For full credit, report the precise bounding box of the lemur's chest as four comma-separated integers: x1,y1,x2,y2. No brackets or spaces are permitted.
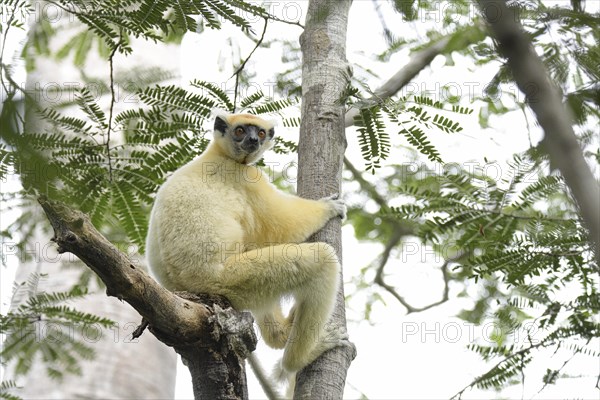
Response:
197,159,271,244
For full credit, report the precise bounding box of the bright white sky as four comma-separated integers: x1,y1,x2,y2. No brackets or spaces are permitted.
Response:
2,1,599,399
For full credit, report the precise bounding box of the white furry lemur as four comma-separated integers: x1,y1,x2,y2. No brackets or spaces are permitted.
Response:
146,111,346,374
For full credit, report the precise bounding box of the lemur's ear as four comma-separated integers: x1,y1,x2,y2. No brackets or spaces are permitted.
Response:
259,115,278,140
212,109,230,136
214,116,228,136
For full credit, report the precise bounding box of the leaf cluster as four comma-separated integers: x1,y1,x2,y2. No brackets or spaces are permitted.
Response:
348,94,472,172
1,274,115,381
17,0,271,62
387,152,598,394
0,380,21,400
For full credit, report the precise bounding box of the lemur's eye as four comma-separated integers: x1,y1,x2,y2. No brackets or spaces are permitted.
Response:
234,127,245,137
258,130,266,139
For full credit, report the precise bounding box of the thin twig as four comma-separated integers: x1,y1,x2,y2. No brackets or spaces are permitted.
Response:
232,17,268,112
265,13,303,29
451,340,553,400
132,318,149,339
532,338,591,398
346,157,454,313
372,228,411,309
105,38,121,183
2,69,26,127
374,242,457,314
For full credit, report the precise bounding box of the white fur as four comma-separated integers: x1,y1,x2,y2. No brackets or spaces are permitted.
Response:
146,113,346,373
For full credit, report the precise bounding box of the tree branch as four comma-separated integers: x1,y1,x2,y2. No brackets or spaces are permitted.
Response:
344,36,451,127
105,39,121,183
38,196,257,399
38,196,211,343
373,228,455,314
346,157,454,313
478,0,600,259
343,157,389,208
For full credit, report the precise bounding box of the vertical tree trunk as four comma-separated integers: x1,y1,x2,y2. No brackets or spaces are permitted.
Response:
295,1,355,398
177,334,251,399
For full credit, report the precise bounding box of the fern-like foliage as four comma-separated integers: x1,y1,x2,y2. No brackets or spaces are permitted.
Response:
247,96,298,115
17,0,270,62
0,143,13,180
386,152,598,396
1,274,115,381
353,106,390,172
347,93,472,172
0,380,21,400
1,78,297,252
273,137,298,155
190,80,235,112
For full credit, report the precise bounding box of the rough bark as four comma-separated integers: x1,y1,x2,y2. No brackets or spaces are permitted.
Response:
478,0,600,257
38,197,257,400
295,1,356,399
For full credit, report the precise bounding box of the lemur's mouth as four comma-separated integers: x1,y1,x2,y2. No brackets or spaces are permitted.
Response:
241,143,259,153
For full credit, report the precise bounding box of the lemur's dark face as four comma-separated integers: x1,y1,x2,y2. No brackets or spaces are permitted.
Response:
214,115,275,164
232,124,268,153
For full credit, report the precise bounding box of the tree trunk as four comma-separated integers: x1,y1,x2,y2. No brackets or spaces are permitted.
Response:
295,0,356,398
177,338,250,399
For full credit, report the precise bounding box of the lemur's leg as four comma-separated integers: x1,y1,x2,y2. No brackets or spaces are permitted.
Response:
220,242,340,372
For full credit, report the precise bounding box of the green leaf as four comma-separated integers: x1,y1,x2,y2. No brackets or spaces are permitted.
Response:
353,106,390,172
191,80,234,112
